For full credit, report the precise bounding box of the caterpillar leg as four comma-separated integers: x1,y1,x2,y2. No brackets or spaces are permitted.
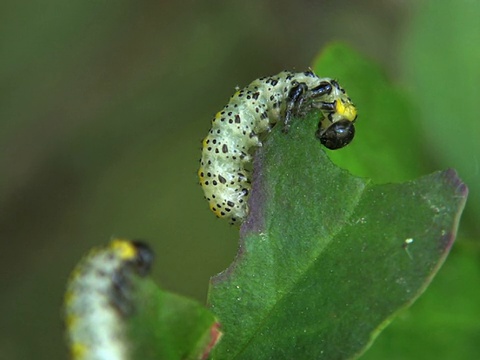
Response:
309,81,333,98
283,82,309,133
309,81,337,113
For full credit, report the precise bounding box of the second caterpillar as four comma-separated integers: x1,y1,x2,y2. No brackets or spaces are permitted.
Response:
198,70,357,224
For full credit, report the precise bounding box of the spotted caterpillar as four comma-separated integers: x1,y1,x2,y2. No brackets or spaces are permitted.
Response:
64,239,154,360
198,70,357,224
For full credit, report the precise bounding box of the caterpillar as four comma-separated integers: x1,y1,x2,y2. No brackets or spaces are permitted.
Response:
198,70,357,224
64,239,154,360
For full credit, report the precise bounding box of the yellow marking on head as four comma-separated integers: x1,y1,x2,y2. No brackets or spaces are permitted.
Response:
335,100,357,121
110,239,137,260
71,342,88,359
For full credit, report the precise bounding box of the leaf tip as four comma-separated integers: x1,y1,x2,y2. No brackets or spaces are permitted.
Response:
443,168,469,198
199,321,223,360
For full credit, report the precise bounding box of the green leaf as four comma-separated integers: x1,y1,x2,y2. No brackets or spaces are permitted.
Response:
207,111,467,359
312,43,424,183
128,279,221,360
362,242,480,360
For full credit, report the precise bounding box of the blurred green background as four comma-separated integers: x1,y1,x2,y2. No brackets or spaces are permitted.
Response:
0,1,478,359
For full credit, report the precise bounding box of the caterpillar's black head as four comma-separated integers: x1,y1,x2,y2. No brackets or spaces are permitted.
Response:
130,240,155,276
317,119,355,150
312,79,357,150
